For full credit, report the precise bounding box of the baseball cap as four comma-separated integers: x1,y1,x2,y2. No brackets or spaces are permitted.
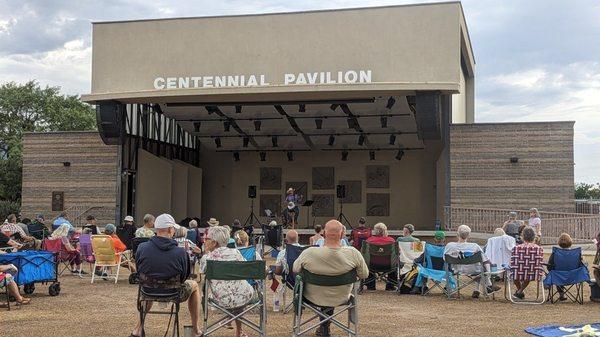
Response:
154,214,180,230
104,223,116,234
434,230,445,241
124,215,134,222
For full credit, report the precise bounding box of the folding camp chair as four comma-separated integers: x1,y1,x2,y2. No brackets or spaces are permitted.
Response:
202,260,267,337
416,244,455,296
137,273,182,337
544,247,590,305
360,241,400,292
444,251,491,300
293,269,359,337
129,237,150,284
504,244,545,304
398,241,425,276
78,234,95,277
281,245,310,314
90,235,129,284
42,238,78,276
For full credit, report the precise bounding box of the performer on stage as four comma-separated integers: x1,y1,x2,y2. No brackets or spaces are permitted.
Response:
283,187,302,227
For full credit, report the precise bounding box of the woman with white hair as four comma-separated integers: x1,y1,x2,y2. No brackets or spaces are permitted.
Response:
199,226,254,337
49,223,84,274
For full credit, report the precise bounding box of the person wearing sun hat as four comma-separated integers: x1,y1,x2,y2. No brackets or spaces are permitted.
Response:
206,218,220,227
131,213,202,337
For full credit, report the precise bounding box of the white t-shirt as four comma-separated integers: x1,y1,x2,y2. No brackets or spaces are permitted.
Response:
529,217,542,236
485,235,516,268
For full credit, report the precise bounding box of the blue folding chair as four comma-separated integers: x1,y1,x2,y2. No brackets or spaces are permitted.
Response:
544,247,590,305
238,246,259,286
281,244,311,314
416,244,455,296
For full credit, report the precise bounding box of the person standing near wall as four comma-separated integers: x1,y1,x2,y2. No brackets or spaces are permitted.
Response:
528,208,542,238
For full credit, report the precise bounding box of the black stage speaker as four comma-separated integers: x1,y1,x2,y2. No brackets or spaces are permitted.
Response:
415,91,441,140
336,185,346,199
96,101,123,145
248,185,257,199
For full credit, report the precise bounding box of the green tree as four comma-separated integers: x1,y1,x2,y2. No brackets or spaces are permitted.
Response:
0,80,96,203
575,183,600,200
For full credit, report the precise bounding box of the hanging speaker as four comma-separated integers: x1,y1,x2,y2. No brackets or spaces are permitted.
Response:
96,101,124,145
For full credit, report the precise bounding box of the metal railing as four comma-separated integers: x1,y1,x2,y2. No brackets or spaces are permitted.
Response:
575,199,600,214
50,205,109,227
444,206,600,243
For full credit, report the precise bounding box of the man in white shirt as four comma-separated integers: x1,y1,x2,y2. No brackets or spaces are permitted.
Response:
444,225,500,298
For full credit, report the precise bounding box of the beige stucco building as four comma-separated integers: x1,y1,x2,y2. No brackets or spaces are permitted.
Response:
20,2,575,229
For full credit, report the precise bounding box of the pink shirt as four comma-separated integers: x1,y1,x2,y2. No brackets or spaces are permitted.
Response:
529,217,542,236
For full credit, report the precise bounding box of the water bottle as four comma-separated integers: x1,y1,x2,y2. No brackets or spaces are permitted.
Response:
434,220,441,231
273,288,281,312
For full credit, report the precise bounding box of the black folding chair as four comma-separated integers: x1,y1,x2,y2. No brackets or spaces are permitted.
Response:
137,274,183,337
281,245,311,314
444,251,490,299
360,241,400,292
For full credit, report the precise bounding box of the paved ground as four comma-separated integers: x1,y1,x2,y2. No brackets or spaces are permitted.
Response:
2,265,597,337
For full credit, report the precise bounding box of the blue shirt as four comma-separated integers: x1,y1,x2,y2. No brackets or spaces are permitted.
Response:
315,238,349,247
52,217,73,231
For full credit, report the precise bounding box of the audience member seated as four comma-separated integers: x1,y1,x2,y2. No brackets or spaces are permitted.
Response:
104,224,136,273
502,211,522,242
200,226,254,337
234,230,261,261
0,231,22,252
83,215,99,235
27,214,50,240
174,227,202,256
350,217,372,250
117,215,136,250
593,232,600,289
50,224,86,274
1,214,40,249
397,224,420,243
444,225,500,298
309,225,323,246
547,232,584,301
414,230,446,266
364,222,396,291
275,230,300,275
315,225,349,247
186,219,204,248
0,264,31,307
131,214,201,337
485,228,516,270
52,211,72,231
293,220,368,337
510,226,544,299
135,214,155,238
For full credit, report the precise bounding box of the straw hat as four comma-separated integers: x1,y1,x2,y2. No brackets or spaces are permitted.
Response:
287,188,294,194
207,218,220,226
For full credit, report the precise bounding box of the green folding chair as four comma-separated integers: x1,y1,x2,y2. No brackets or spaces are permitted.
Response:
202,260,267,337
293,269,359,337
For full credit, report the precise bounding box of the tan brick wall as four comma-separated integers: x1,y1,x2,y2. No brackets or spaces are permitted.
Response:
20,132,118,225
450,122,575,212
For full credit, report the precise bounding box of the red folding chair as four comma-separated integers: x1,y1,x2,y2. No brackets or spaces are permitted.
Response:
42,238,79,276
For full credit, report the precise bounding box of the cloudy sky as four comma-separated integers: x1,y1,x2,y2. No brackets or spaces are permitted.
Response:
1,0,599,182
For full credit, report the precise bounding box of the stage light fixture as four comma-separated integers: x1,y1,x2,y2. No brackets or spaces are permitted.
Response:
369,151,376,161
223,121,231,132
389,134,396,145
358,134,365,146
341,150,349,161
315,118,323,130
330,104,338,111
233,152,240,161
287,151,294,161
235,105,242,114
328,135,335,146
243,137,250,148
214,137,222,148
347,118,358,129
299,104,306,112
395,149,405,161
380,116,388,128
386,97,396,110
193,122,201,132
205,106,215,115
259,151,266,162
271,136,278,147
254,120,262,131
